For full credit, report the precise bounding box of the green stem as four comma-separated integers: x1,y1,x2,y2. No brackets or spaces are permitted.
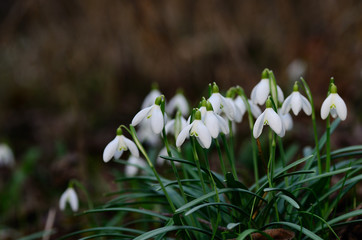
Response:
69,179,94,210
214,139,226,178
326,116,331,172
300,77,322,173
221,134,238,180
277,137,289,187
128,125,176,212
267,133,280,222
191,137,207,194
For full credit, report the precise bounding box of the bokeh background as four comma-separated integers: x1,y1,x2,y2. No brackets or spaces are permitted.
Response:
0,0,361,239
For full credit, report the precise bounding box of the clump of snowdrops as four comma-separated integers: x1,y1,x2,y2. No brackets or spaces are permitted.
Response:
60,69,361,240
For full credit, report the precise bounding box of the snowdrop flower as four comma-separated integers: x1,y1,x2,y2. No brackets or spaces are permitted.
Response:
125,156,147,177
253,98,284,138
141,85,161,109
281,82,312,116
233,96,246,123
103,127,139,163
165,111,188,137
278,109,293,131
166,90,189,117
204,101,229,138
321,83,347,120
136,119,161,147
208,83,235,120
59,187,79,212
176,110,212,149
132,95,165,134
0,144,15,167
248,99,262,119
251,70,284,105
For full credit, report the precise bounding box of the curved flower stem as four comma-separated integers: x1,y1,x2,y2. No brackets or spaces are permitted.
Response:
128,125,176,212
221,134,238,180
300,77,322,174
277,137,289,187
162,128,188,204
325,116,331,172
267,132,280,222
214,139,226,178
191,137,207,194
238,87,259,189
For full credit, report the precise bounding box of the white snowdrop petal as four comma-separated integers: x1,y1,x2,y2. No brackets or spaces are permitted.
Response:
281,112,293,131
330,109,338,118
59,191,68,210
123,136,139,157
255,79,270,105
165,120,175,134
142,90,161,109
249,100,262,118
291,92,302,116
205,112,220,138
301,95,312,115
114,149,123,159
320,94,333,120
281,95,292,115
103,136,119,162
216,115,229,134
222,98,235,120
253,112,265,138
277,85,285,103
151,106,164,134
266,109,283,135
67,188,79,212
335,94,347,120
208,94,221,113
131,106,153,126
233,96,246,122
196,123,212,148
176,124,193,147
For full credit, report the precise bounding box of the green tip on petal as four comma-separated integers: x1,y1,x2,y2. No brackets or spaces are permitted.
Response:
194,110,202,120
200,97,207,107
155,95,163,105
261,69,269,79
176,88,184,95
206,101,213,111
330,77,335,85
116,127,123,136
226,87,235,98
212,82,219,93
293,82,299,91
151,82,159,90
330,83,337,94
266,97,272,108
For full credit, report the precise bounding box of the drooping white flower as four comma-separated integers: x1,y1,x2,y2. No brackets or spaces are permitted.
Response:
250,70,284,105
132,96,165,134
59,187,79,212
141,87,161,109
103,128,139,163
248,99,262,119
204,101,229,138
281,82,312,116
0,144,14,167
278,109,293,131
320,84,347,120
166,91,189,117
125,156,147,177
176,110,212,149
165,112,188,137
233,96,246,123
253,98,284,138
208,83,235,120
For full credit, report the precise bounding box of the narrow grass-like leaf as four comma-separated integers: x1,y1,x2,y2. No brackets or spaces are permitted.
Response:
133,225,221,240
279,194,300,209
18,230,55,240
175,188,266,213
82,207,169,221
57,227,144,240
185,202,249,217
299,211,340,239
79,233,134,240
327,209,362,226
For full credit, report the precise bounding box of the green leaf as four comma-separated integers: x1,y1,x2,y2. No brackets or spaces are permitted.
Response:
185,202,249,217
236,229,274,240
57,227,144,240
279,194,300,209
133,225,221,240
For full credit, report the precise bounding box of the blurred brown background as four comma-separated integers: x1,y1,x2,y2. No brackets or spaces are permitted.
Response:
0,0,361,238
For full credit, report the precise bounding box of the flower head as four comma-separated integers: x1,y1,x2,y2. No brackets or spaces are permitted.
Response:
233,96,246,123
253,98,284,138
132,96,165,134
281,82,312,116
278,109,293,131
125,156,147,177
204,101,229,138
59,187,79,212
320,83,347,120
0,144,14,167
141,85,161,109
176,110,212,149
251,70,284,105
208,83,235,120
166,90,189,117
103,127,139,162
